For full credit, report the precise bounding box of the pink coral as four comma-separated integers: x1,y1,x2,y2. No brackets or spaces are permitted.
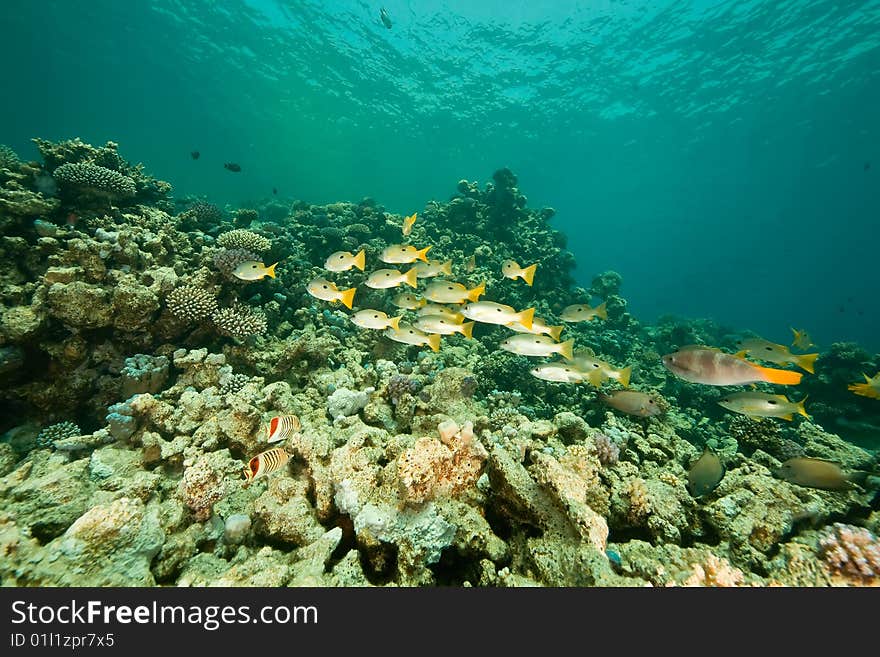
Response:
677,554,746,587
818,523,880,584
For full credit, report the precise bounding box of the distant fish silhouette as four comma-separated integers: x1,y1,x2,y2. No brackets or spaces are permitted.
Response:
380,7,392,29
865,161,871,171
224,162,242,172
191,151,200,160
273,187,277,195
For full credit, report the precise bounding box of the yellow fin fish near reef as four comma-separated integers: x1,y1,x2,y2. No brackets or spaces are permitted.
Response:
324,249,365,272
350,309,401,331
734,337,818,374
848,372,880,399
424,280,485,304
501,259,537,286
306,277,357,309
560,302,607,322
499,334,573,359
506,316,563,340
717,391,809,421
414,315,474,338
412,259,453,279
530,362,601,385
383,325,442,352
391,292,426,310
380,244,432,264
365,268,419,289
402,212,417,235
790,327,815,351
461,301,535,330
232,261,277,281
662,346,802,386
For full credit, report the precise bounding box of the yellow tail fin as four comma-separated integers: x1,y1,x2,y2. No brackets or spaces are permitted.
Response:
797,395,810,419
339,287,356,310
795,352,819,374
416,245,432,263
389,315,401,331
404,268,418,288
441,260,452,276
586,369,604,387
548,324,563,341
467,281,486,302
594,302,607,321
517,307,535,331
427,333,441,352
756,365,802,385
403,212,417,235
265,262,278,278
353,250,366,272
521,263,537,286
558,339,574,361
460,321,475,339
617,365,632,388
848,382,880,398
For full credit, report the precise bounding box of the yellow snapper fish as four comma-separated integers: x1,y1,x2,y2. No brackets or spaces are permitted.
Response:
417,304,464,322
734,337,818,374
790,327,815,351
506,317,564,341
530,362,601,385
402,212,417,236
848,372,880,400
501,259,537,286
379,243,432,264
424,280,485,304
384,324,442,352
350,309,401,331
461,301,535,331
597,390,662,418
364,268,418,289
307,277,356,309
233,261,278,281
717,391,810,421
499,334,574,360
465,253,476,272
324,249,365,272
569,349,632,387
560,302,607,323
412,259,453,279
390,292,426,310
414,315,475,339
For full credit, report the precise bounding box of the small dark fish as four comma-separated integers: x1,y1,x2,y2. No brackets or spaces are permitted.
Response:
191,151,200,160
687,449,725,498
776,457,851,490
865,161,871,171
273,187,277,195
380,7,392,29
224,162,242,172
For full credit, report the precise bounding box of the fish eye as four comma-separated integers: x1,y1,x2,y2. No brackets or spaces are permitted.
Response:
764,346,773,351
322,285,328,289
373,314,379,318
648,398,655,404
338,255,344,259
768,399,777,405
251,264,257,268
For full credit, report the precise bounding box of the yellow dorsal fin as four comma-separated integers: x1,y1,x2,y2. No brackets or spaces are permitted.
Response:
467,281,485,302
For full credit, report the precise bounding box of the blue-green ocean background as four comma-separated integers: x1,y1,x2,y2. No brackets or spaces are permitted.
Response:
3,0,878,349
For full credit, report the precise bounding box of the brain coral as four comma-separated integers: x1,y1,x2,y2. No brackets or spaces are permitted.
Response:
216,229,271,253
166,285,219,322
53,162,136,198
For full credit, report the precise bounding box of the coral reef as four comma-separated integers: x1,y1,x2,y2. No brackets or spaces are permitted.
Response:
0,140,878,588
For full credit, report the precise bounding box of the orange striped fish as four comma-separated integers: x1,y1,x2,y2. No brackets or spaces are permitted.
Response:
265,414,301,444
662,346,802,386
243,447,290,483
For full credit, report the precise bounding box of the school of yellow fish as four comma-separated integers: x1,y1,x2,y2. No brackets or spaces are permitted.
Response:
235,213,877,496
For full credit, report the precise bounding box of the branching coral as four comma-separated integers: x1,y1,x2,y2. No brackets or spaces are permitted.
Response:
166,285,219,322
211,302,268,340
0,144,20,170
625,477,651,523
216,229,271,253
213,248,260,280
54,163,136,198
